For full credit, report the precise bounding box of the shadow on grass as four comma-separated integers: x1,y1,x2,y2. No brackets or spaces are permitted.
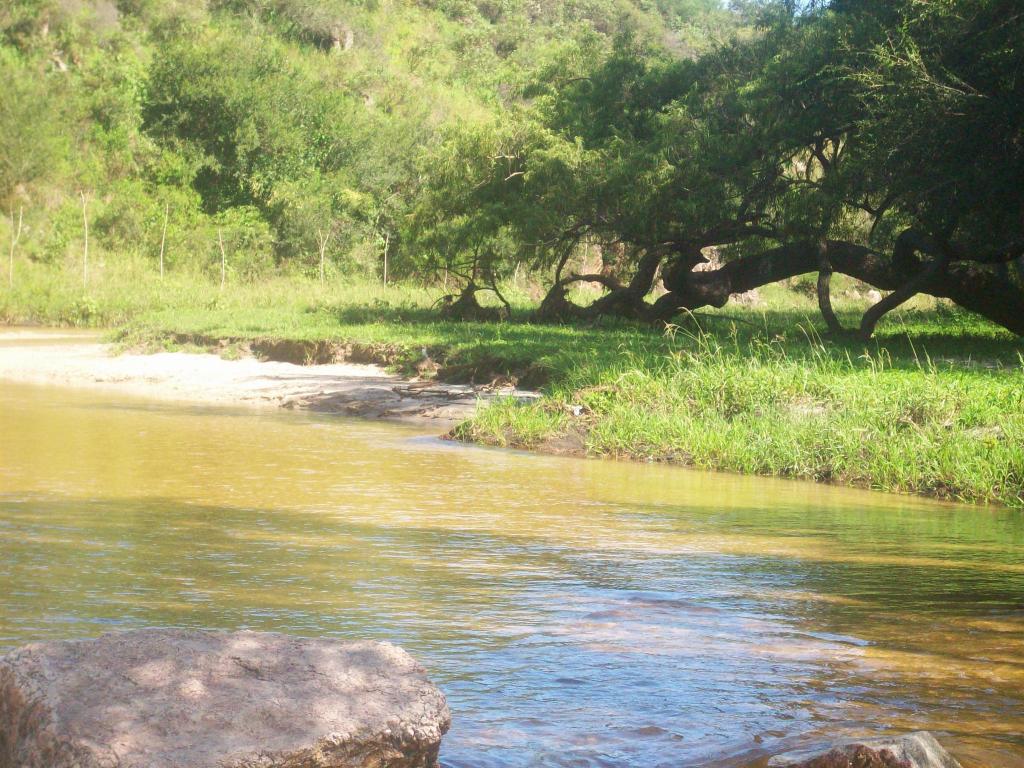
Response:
133,298,1024,387
348,303,1024,384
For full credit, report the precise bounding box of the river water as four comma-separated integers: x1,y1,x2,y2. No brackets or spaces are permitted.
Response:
1,361,1023,767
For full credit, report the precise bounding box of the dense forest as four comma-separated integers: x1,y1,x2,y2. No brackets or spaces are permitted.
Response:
0,0,731,279
2,0,1022,336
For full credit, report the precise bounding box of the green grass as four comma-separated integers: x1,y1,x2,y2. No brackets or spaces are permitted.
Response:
463,324,1023,507
4,263,1023,507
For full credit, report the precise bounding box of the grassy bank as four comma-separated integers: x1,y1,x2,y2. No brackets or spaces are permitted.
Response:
3,264,1023,507
462,324,1023,507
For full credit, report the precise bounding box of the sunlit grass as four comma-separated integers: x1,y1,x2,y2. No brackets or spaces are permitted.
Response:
462,324,1024,507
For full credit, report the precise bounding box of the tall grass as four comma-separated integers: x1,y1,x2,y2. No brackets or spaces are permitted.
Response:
0,258,441,328
461,323,1024,507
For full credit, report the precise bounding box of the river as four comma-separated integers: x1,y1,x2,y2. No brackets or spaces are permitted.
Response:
1,354,1022,767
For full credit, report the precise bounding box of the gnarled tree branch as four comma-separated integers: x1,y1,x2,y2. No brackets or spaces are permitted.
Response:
655,237,1024,336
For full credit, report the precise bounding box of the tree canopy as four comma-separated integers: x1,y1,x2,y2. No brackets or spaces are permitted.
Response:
413,0,1024,335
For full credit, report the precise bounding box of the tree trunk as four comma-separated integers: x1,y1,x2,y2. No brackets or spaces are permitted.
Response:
816,238,845,335
858,247,951,339
8,206,22,289
536,250,662,321
159,203,168,280
653,239,1024,336
218,229,227,291
81,192,89,287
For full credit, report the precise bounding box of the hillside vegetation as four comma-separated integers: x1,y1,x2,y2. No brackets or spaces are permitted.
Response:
0,0,729,286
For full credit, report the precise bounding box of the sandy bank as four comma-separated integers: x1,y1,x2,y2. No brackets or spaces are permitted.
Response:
0,330,536,428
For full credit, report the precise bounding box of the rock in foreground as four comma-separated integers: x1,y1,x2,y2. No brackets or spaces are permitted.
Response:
768,731,962,768
0,629,450,768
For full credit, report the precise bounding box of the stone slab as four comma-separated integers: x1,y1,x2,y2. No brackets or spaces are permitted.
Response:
0,629,450,768
768,731,962,768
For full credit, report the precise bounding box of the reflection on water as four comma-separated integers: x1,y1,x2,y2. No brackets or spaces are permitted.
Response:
1,379,1022,768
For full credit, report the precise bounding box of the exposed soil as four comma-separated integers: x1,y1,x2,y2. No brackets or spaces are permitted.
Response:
137,332,553,389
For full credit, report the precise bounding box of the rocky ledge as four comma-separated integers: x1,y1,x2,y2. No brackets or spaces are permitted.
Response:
768,731,962,768
0,629,450,768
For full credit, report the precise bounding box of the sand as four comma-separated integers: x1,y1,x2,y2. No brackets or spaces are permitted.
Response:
0,329,535,427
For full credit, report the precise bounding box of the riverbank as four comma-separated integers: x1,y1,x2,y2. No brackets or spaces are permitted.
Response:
3,270,1023,507
9,313,1022,508
0,330,536,428
119,312,1024,509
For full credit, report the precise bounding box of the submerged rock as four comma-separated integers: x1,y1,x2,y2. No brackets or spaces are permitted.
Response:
0,628,450,768
768,731,962,768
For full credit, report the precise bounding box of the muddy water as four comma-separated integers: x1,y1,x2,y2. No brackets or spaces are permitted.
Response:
1,368,1023,766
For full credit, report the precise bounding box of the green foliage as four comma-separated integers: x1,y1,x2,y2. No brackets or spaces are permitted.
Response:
1,0,730,283
5,0,1018,318
212,206,276,281
830,0,1024,249
420,0,1022,330
0,48,68,203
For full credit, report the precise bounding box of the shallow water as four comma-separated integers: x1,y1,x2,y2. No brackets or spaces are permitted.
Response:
1,360,1023,766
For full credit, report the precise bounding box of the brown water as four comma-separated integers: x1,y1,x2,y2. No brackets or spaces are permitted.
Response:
1,370,1023,767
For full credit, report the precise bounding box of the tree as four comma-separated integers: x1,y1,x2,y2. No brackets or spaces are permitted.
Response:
657,0,1024,336
437,0,1024,336
0,50,67,204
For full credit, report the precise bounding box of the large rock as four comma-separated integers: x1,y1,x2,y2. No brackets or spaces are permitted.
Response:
0,629,450,768
768,731,962,768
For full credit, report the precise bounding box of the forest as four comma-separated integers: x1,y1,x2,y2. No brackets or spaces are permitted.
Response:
1,0,729,290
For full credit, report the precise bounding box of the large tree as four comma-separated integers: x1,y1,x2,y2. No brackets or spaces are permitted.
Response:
421,0,1024,335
